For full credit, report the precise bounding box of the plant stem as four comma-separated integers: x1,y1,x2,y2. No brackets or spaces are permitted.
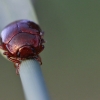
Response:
19,59,50,100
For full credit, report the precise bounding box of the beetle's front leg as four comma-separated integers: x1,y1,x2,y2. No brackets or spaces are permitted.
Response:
3,51,21,74
14,63,20,75
34,55,42,65
8,57,21,74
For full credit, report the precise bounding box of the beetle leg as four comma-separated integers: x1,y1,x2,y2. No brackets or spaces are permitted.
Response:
0,45,3,49
34,55,42,65
9,57,21,75
3,51,20,63
3,51,20,74
3,52,9,55
8,57,20,63
3,51,12,57
14,63,20,75
6,56,21,74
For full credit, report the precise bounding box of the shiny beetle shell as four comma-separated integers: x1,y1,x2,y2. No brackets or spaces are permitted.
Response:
0,19,45,74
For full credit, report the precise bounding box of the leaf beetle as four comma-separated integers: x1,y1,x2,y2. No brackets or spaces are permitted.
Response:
0,19,45,74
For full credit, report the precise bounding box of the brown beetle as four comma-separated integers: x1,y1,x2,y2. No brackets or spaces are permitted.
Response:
0,19,45,74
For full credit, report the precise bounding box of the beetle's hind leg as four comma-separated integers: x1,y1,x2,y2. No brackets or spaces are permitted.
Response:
0,45,3,49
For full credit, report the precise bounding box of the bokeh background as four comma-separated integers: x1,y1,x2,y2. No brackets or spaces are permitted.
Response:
0,0,100,100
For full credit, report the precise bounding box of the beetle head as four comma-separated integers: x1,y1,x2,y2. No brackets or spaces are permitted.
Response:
17,45,35,58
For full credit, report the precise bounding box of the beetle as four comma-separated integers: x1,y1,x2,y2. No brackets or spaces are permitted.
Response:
0,19,45,74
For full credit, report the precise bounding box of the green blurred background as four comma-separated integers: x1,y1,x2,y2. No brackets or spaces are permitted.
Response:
0,0,100,100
